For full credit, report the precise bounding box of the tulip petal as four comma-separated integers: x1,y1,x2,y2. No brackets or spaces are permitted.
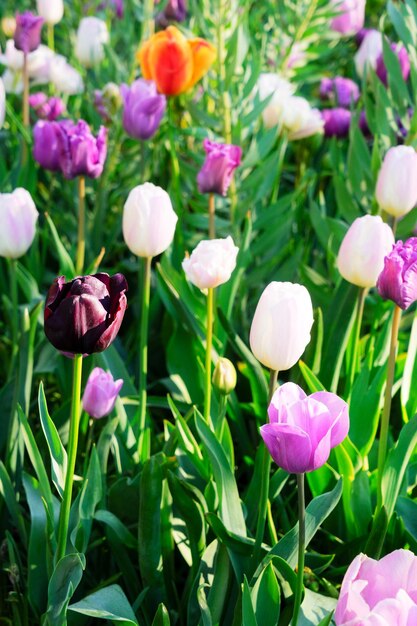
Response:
310,391,350,447
268,382,307,423
148,26,193,96
187,38,216,89
260,422,313,473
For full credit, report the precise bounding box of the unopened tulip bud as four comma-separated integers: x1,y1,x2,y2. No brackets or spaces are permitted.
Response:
0,189,39,259
377,238,417,310
14,12,44,54
36,0,64,25
250,282,314,372
82,367,123,418
212,358,237,395
337,215,395,288
197,139,242,196
182,237,239,290
375,146,417,217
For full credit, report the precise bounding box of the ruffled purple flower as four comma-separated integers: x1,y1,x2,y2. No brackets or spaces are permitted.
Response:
197,139,242,196
376,43,410,86
56,120,108,179
319,77,360,108
33,120,62,171
29,92,65,121
322,108,351,138
120,79,166,140
14,12,44,54
156,0,187,27
377,238,417,310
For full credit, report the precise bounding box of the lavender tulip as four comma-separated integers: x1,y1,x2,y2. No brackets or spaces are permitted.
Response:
156,0,187,27
121,79,166,140
377,238,417,310
33,120,62,171
330,0,365,36
29,92,65,121
14,12,43,54
56,120,108,179
197,139,242,196
322,108,351,137
319,77,360,108
260,382,349,474
82,367,123,418
376,43,410,86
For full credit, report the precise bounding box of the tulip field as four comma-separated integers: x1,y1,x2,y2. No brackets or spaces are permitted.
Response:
4,0,417,624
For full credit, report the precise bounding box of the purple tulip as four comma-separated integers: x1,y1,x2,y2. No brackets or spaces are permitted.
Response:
120,79,166,140
29,92,66,121
82,367,123,418
33,120,62,171
44,273,128,356
56,120,108,179
156,0,187,27
376,43,410,86
319,77,360,108
322,108,351,138
197,139,242,196
14,12,44,54
260,382,349,474
377,238,417,310
359,110,372,137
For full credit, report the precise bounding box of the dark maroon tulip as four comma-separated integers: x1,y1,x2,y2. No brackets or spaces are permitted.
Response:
322,108,351,138
14,12,44,54
44,273,128,355
377,239,417,310
319,77,360,108
29,92,66,121
197,139,242,196
376,43,410,86
157,0,186,27
56,120,108,180
33,120,62,171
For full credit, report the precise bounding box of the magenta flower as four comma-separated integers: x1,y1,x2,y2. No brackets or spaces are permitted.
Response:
260,382,349,474
377,238,417,310
376,43,410,86
156,0,187,27
121,79,166,140
322,108,351,138
197,139,242,196
56,120,108,179
319,77,360,108
33,120,62,171
14,12,44,54
330,0,365,35
335,550,417,625
82,367,123,418
29,92,65,121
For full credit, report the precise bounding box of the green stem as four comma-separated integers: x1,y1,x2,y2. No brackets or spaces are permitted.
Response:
47,23,55,51
168,100,181,212
138,256,152,461
281,0,318,71
208,193,215,239
56,354,83,564
377,305,402,510
75,176,86,276
8,259,18,380
204,288,214,425
142,0,154,43
292,473,306,626
22,53,29,128
346,287,367,400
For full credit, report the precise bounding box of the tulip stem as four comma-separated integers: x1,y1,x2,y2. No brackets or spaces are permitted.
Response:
56,353,83,564
208,193,215,239
292,473,306,626
168,100,181,211
22,53,29,128
47,23,55,51
8,259,19,380
142,0,154,42
138,256,152,461
76,176,86,276
346,287,367,400
377,304,402,511
204,287,214,425
253,369,278,563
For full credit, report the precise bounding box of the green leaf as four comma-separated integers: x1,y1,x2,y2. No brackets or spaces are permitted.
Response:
95,509,137,549
299,590,336,626
151,603,170,626
45,553,86,626
73,446,103,553
68,584,138,625
44,212,76,278
251,563,280,626
138,455,163,587
38,382,67,499
242,577,258,626
0,461,27,547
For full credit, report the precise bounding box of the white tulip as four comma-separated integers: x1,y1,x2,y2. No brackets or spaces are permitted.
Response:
355,30,383,78
49,55,84,94
281,96,324,140
376,146,417,217
75,17,109,68
257,73,295,129
0,189,39,259
37,0,64,25
182,237,239,290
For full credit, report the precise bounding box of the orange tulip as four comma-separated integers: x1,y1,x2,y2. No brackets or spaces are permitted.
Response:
137,26,216,96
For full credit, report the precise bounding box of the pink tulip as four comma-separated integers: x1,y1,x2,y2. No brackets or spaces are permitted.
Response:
331,0,365,36
335,549,417,625
260,382,349,474
82,367,123,419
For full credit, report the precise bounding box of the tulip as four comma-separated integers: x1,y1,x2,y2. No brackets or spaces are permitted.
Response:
14,12,44,54
359,109,371,137
0,78,5,128
354,29,383,77
49,55,84,94
120,79,166,140
281,96,324,140
75,17,109,68
0,189,39,259
212,357,237,396
335,550,417,625
337,215,395,288
94,82,122,124
29,92,65,121
377,238,417,310
376,43,410,86
321,108,351,138
123,182,178,258
319,77,360,108
33,120,62,171
82,367,123,419
56,120,108,180
36,0,64,25
156,0,187,27
330,0,365,36
260,382,349,473
138,25,216,96
182,236,239,290
375,146,417,217
2,17,16,38
257,73,295,129
197,139,242,196
44,273,128,356
250,282,314,372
